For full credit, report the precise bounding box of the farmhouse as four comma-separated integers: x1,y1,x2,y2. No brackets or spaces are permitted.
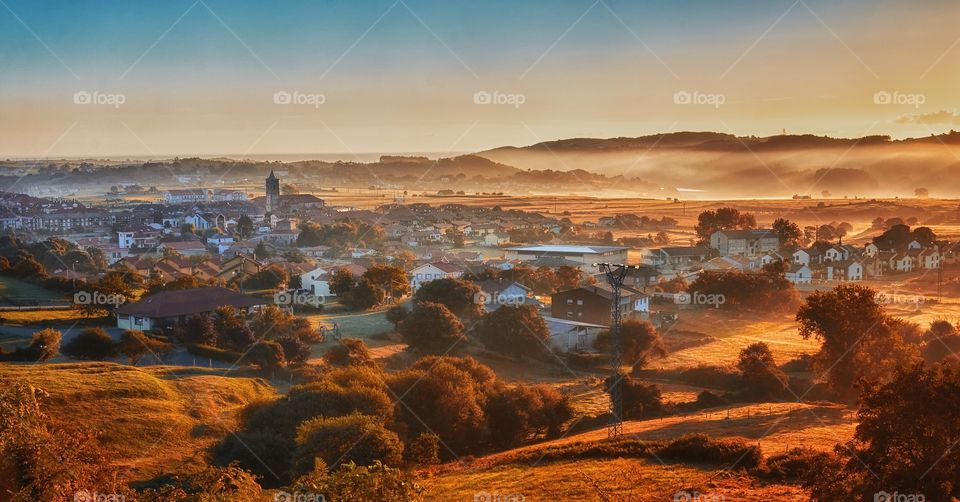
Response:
115,286,264,331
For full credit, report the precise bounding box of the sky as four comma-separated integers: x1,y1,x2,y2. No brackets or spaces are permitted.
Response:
0,0,958,158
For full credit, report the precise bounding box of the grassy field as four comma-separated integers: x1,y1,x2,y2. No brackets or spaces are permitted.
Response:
0,307,101,324
0,276,67,301
653,309,821,370
419,457,807,501
0,362,276,477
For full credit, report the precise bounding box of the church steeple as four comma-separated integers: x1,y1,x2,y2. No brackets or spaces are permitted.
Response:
265,170,280,214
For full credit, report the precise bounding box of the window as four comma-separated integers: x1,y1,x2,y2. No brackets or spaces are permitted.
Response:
134,317,144,326
566,299,573,304
576,299,583,305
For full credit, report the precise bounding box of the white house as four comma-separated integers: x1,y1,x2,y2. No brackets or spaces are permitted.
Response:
183,213,212,231
864,243,879,257
483,232,509,247
301,264,368,297
792,249,810,266
826,261,863,281
889,253,914,272
709,229,780,258
907,240,923,250
409,262,464,291
916,248,940,269
786,264,812,284
475,280,530,311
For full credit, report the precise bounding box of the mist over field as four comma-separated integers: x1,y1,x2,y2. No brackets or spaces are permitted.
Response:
476,132,960,199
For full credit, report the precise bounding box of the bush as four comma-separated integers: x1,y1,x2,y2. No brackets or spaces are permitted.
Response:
0,328,61,362
117,330,172,364
291,461,423,502
608,375,667,419
736,342,789,400
486,384,574,447
323,338,374,367
293,414,404,475
278,335,312,366
413,278,482,318
62,328,117,360
406,433,440,465
385,305,407,330
248,340,286,370
655,434,762,469
476,305,551,360
752,447,831,483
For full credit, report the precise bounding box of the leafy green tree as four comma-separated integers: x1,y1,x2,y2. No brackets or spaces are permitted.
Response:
62,328,117,360
293,414,403,475
413,277,482,318
476,305,551,359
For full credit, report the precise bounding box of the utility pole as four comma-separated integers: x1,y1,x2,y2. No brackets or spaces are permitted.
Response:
595,262,638,439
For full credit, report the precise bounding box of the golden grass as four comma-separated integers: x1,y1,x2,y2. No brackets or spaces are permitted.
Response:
0,362,276,477
0,308,99,324
654,310,821,370
418,458,807,501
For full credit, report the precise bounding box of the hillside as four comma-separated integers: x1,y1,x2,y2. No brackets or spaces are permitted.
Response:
0,363,275,478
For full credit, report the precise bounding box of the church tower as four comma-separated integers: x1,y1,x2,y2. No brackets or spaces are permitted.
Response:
265,170,280,213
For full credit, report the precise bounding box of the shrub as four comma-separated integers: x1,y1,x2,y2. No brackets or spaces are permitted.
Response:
413,278,482,318
476,305,551,359
594,320,667,371
406,433,440,465
117,330,172,364
752,447,831,483
1,328,61,362
323,338,374,367
655,434,762,469
291,461,423,502
736,342,789,400
293,414,404,475
62,328,117,360
248,340,286,370
385,305,407,330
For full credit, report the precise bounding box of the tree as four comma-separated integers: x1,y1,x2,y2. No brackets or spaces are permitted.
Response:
772,218,803,246
406,433,440,465
555,265,582,290
736,342,788,400
914,187,929,198
694,207,756,243
215,306,257,350
806,363,960,501
413,278,482,318
796,285,919,399
476,305,551,359
62,328,117,360
385,305,407,330
485,384,573,446
278,335,312,366
604,374,666,419
594,320,667,371
254,241,270,260
180,313,218,346
236,215,254,240
323,338,374,367
344,278,386,310
362,265,410,299
117,330,172,364
329,269,356,297
248,340,285,370
398,302,465,353
293,414,403,475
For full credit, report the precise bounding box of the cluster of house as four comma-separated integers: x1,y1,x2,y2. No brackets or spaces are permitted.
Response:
646,229,953,285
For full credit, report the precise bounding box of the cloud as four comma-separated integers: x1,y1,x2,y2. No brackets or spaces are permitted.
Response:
894,109,960,125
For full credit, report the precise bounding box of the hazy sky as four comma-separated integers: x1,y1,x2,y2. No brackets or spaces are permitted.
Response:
1,0,958,157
